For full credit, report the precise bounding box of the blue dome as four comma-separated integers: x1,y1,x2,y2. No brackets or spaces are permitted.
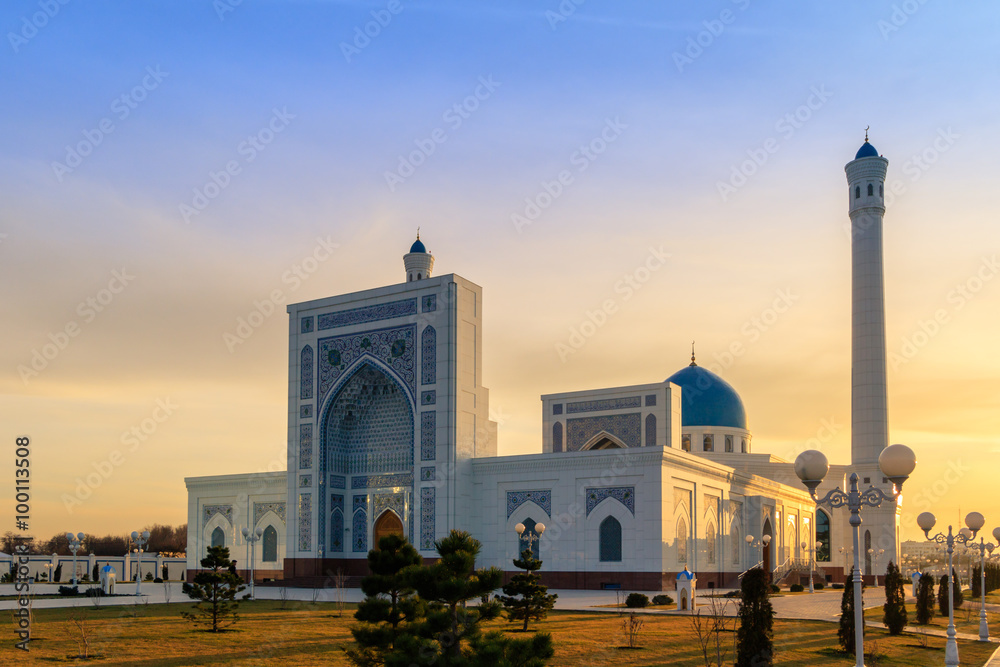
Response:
855,142,879,159
666,364,747,429
409,238,426,253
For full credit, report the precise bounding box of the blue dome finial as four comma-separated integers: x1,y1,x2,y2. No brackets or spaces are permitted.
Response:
855,127,879,159
690,341,697,367
409,230,426,254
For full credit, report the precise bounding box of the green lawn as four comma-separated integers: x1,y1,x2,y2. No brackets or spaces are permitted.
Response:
1,601,997,666
865,600,1000,636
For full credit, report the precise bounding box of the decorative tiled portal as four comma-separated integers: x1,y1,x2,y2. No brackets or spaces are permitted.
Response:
506,490,552,519
585,487,635,516
566,413,641,450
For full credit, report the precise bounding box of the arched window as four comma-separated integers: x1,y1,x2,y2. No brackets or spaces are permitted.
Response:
703,434,714,452
879,184,884,197
211,527,225,548
645,414,656,447
730,519,741,565
417,273,421,280
330,510,344,553
706,522,716,563
519,518,541,560
855,186,861,199
725,435,733,453
262,525,278,562
677,517,688,563
815,510,830,562
868,183,874,196
741,438,747,453
599,516,622,562
552,422,563,452
682,434,691,452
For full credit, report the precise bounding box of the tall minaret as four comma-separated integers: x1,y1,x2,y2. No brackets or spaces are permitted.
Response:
403,232,434,282
845,133,889,466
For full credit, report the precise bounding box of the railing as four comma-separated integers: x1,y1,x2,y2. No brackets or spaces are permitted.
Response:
738,561,763,580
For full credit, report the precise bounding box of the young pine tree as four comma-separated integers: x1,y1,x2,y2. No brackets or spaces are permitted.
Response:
838,567,864,654
181,545,246,632
403,530,554,667
938,573,950,616
736,566,774,667
499,547,558,632
881,561,907,635
346,534,424,667
952,567,964,610
915,572,936,625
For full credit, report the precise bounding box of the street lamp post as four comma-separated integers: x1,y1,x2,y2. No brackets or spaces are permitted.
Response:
962,526,999,642
801,541,815,593
66,532,85,586
129,530,150,596
515,521,546,557
241,526,264,600
745,533,771,571
794,443,917,667
917,511,986,666
867,547,884,585
840,546,854,574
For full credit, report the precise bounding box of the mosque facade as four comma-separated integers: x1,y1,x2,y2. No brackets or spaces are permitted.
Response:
186,139,901,590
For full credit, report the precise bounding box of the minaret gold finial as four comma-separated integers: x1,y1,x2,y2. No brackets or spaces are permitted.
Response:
416,226,420,240
690,341,697,366
864,126,870,142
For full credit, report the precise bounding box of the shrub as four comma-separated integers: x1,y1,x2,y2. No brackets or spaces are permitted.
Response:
769,584,780,593
58,585,80,596
915,572,936,625
625,593,649,608
832,583,844,589
814,581,824,590
736,567,774,666
144,572,154,581
85,587,103,598
789,584,804,593
154,577,164,583
882,561,907,635
652,594,673,606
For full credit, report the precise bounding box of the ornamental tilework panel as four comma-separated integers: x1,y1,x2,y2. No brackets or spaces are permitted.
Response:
420,487,435,550
421,390,436,405
203,504,233,527
318,324,417,399
331,494,344,512
352,473,413,489
645,414,656,447
352,510,367,552
301,316,314,334
552,403,563,415
299,475,312,487
300,346,314,400
645,394,656,406
373,493,405,521
506,490,552,518
552,422,563,452
330,510,344,552
318,298,417,330
420,466,435,481
421,326,436,385
421,294,437,312
300,404,313,419
299,424,313,469
566,396,641,414
353,495,368,512
253,502,286,527
330,475,346,489
420,411,436,461
566,413,641,450
298,494,312,551
585,487,635,516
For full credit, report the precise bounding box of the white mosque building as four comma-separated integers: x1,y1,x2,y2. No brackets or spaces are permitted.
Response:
186,138,902,590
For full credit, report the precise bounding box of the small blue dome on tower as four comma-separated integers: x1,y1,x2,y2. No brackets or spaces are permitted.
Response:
855,141,879,159
666,359,748,430
409,237,426,253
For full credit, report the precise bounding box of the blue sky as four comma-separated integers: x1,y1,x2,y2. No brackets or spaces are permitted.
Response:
2,0,999,541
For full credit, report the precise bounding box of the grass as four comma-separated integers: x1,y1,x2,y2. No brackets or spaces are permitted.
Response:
1,600,997,665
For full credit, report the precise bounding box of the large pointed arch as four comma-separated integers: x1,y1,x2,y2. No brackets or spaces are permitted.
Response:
581,431,628,451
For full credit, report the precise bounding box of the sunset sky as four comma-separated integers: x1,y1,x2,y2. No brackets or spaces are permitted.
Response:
2,1,998,545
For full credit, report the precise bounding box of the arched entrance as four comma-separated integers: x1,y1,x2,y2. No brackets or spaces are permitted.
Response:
373,511,404,547
762,518,773,572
